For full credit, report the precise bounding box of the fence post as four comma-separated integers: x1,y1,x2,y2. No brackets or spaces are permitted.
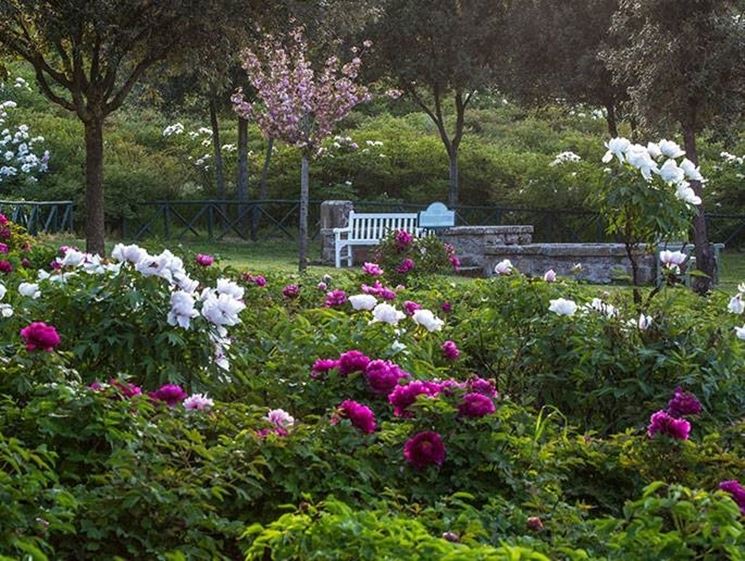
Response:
162,203,170,239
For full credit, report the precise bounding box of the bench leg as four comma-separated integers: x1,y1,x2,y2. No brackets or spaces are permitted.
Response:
335,242,342,268
347,244,353,267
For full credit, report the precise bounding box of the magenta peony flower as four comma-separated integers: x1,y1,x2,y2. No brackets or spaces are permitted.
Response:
0,260,13,274
282,284,300,298
252,275,267,287
19,322,61,352
337,399,377,433
441,340,460,361
468,377,498,398
311,358,339,378
149,384,188,406
647,410,691,440
89,381,104,391
719,480,745,514
403,431,446,469
21,258,31,268
184,393,214,411
458,392,496,418
110,379,142,399
317,281,327,291
667,387,702,418
195,253,214,267
396,258,415,274
394,229,413,250
0,213,7,225
362,262,384,276
379,287,396,300
449,254,461,270
325,289,347,308
403,300,422,316
441,301,452,313
0,226,9,240
0,243,7,254
388,380,438,416
337,350,370,375
50,260,62,271
365,359,409,395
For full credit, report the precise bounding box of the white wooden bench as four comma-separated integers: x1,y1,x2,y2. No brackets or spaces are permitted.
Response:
333,211,420,267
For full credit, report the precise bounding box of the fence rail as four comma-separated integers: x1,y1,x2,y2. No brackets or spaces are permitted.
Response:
0,200,74,235
120,199,745,248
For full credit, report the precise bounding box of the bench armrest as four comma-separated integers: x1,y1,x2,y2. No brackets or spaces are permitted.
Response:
333,226,351,235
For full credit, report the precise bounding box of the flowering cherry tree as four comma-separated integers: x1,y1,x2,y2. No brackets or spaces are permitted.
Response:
232,27,371,271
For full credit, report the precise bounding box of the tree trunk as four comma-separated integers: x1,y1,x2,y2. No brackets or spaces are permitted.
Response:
209,99,225,199
682,124,715,294
251,137,274,241
298,155,310,273
84,117,106,255
236,117,249,234
605,103,618,138
448,147,459,208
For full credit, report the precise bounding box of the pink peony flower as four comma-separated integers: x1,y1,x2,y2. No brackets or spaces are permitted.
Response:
282,284,300,298
388,380,438,416
365,359,409,394
50,260,62,271
396,258,415,274
647,410,691,440
0,213,7,225
403,431,446,469
468,377,498,398
243,272,266,287
311,358,339,378
362,262,384,276
265,408,295,429
110,379,142,399
719,480,745,515
458,392,496,418
667,387,702,418
337,400,377,433
0,243,7,254
394,229,413,250
0,260,13,274
449,254,461,270
184,393,214,411
195,253,214,267
403,300,422,316
20,322,61,352
149,384,188,406
89,381,105,391
379,287,396,300
317,281,327,291
441,340,460,361
338,350,370,375
325,289,347,307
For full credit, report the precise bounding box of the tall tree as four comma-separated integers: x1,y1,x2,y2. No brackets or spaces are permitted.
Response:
604,0,745,293
505,0,625,137
370,0,510,206
233,27,371,272
0,0,247,254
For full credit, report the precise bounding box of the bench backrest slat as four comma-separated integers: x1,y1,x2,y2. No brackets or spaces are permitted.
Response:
346,211,420,241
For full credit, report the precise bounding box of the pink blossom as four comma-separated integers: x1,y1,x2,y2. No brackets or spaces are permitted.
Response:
19,322,60,352
338,350,370,375
397,258,415,274
365,359,409,394
404,431,446,469
110,379,142,399
647,410,691,440
325,289,347,307
0,260,12,274
184,393,214,411
195,254,214,267
458,393,496,418
441,340,460,361
149,384,188,407
388,380,438,417
0,213,7,225
468,377,498,398
362,262,384,276
441,301,452,313
283,284,300,298
336,400,376,433
403,300,422,316
0,243,7,254
312,358,339,377
394,229,413,250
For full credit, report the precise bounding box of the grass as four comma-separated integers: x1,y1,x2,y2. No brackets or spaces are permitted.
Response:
39,234,745,291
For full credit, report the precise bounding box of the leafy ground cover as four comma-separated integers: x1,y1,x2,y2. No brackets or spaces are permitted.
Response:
3,222,745,560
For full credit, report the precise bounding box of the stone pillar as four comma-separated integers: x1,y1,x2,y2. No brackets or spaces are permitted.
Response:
320,200,354,265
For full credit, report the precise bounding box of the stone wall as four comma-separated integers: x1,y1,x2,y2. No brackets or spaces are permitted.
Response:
320,200,354,265
439,225,534,268
483,243,657,284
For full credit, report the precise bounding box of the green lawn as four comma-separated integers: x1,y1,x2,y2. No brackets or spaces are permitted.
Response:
40,234,745,291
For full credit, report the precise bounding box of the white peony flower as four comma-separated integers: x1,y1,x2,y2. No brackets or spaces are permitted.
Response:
18,282,40,299
659,159,685,184
0,303,12,318
58,248,86,268
349,294,378,311
215,278,244,300
637,314,653,330
647,142,662,159
585,297,618,318
371,302,405,325
679,158,704,182
728,294,745,315
412,309,445,332
659,139,685,159
111,243,147,265
543,269,557,282
548,298,577,316
602,137,631,163
0,283,6,301
736,326,745,340
167,290,199,329
626,143,659,180
659,250,688,267
674,183,702,205
494,259,514,276
201,291,246,327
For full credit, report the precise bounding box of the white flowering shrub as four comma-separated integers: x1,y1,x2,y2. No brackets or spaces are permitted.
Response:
0,94,50,188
